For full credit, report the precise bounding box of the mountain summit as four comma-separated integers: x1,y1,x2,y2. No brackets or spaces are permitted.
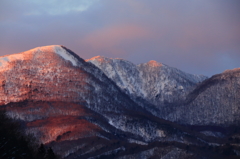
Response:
0,45,85,105
0,45,82,69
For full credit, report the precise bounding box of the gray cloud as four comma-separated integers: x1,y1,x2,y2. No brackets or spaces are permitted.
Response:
0,0,239,76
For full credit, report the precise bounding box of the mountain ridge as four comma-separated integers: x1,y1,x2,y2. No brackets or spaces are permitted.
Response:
1,45,240,158
87,55,208,116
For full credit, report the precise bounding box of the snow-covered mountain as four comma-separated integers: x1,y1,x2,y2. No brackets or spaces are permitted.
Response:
87,56,207,113
0,45,240,158
170,68,240,126
0,45,140,114
0,45,148,157
87,56,240,126
0,45,199,158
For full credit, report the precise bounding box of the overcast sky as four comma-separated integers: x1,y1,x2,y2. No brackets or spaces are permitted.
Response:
0,0,240,76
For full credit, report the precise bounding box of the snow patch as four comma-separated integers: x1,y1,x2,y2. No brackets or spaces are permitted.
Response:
128,139,148,145
0,57,9,62
54,46,79,66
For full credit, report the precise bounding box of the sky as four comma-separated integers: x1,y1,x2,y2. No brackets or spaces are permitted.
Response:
0,0,240,76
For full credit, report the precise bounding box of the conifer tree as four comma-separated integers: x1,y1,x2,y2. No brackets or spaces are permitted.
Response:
45,147,56,159
37,143,46,159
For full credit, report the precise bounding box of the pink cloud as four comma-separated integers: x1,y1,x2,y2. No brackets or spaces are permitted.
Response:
81,24,150,56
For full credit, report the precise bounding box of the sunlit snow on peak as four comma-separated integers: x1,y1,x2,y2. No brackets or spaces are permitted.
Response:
86,56,105,61
147,60,163,67
54,46,79,66
32,45,80,66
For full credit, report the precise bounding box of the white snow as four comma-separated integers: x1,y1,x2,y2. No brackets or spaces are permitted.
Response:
0,54,25,71
87,56,208,109
0,57,9,62
54,46,78,66
128,139,148,145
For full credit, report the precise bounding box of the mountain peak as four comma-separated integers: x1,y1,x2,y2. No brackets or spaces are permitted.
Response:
0,45,82,69
146,60,163,67
223,68,240,74
86,55,107,63
32,45,80,66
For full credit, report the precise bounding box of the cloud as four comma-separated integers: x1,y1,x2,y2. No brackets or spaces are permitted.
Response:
0,0,239,76
81,24,150,56
0,0,99,21
25,0,99,15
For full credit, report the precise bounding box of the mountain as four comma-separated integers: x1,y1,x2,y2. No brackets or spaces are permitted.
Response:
86,56,208,119
0,45,239,158
0,45,153,157
0,45,134,112
87,56,207,109
170,68,240,126
87,56,240,126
